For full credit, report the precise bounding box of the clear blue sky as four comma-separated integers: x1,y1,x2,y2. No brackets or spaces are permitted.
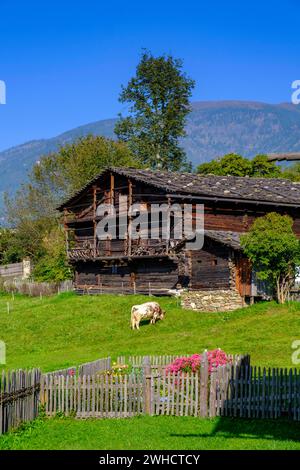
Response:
0,0,299,151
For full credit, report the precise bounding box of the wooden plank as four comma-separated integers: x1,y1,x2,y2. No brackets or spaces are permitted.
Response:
128,375,132,417
239,365,244,418
288,368,293,419
143,356,152,415
114,375,118,417
209,371,216,418
171,373,175,416
156,373,161,415
124,375,128,417
49,375,53,416
200,356,208,417
61,375,65,414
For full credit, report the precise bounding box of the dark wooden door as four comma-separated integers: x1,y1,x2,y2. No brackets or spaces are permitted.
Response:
236,257,252,297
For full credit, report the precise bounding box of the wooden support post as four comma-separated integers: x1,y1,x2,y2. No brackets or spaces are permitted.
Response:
127,179,133,256
143,356,152,415
93,186,97,258
110,173,115,205
200,351,208,417
110,173,114,256
166,196,171,254
64,209,69,253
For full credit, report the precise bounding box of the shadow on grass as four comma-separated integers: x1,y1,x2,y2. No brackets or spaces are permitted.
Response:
134,319,163,329
170,417,300,443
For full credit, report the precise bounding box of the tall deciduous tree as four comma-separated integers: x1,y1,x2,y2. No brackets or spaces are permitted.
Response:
251,155,282,178
282,162,300,182
3,135,139,280
241,213,300,304
31,135,140,210
197,154,281,178
197,154,251,177
115,51,195,171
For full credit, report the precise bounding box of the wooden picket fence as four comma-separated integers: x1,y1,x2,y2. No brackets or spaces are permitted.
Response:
78,357,111,377
40,354,300,420
44,357,111,379
2,354,300,435
152,362,300,419
40,354,249,419
212,364,300,419
117,355,187,370
0,369,41,435
1,279,73,297
40,373,144,418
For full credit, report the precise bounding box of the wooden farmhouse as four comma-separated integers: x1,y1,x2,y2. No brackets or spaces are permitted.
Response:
58,167,300,311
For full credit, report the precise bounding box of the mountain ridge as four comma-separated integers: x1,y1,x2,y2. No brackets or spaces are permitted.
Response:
1,100,300,216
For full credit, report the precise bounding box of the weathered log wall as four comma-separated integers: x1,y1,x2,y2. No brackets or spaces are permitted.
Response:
190,243,231,290
75,258,179,295
62,170,300,295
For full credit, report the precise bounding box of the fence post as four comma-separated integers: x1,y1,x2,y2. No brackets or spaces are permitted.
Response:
209,369,217,418
143,356,152,415
200,351,209,417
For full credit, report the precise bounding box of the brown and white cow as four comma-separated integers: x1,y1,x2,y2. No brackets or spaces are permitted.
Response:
131,302,165,330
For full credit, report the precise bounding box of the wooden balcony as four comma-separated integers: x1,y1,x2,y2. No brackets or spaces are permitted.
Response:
67,238,186,262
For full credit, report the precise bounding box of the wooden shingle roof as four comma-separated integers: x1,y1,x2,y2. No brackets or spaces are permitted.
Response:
205,230,243,251
57,167,300,210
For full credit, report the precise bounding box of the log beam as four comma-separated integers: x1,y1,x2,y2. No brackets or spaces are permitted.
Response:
267,152,300,162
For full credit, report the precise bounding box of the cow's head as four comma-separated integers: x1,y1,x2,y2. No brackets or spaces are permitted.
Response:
159,310,166,320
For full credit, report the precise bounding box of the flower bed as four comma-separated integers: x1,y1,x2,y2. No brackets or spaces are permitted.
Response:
165,349,231,375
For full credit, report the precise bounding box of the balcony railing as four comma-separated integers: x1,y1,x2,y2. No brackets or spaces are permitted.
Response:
67,238,186,261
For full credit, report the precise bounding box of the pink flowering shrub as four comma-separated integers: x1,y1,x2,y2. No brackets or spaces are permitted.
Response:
165,349,231,375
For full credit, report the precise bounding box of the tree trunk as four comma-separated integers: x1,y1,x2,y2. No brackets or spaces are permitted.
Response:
276,272,293,304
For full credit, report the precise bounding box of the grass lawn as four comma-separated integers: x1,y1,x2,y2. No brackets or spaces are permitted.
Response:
0,291,299,372
1,415,300,450
1,291,300,451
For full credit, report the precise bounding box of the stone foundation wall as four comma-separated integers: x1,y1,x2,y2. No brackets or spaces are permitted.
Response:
181,289,244,312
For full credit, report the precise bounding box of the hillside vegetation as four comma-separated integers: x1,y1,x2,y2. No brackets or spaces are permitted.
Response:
0,292,299,372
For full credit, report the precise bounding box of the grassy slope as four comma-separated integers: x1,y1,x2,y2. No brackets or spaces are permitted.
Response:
1,416,300,450
0,292,299,371
1,292,300,451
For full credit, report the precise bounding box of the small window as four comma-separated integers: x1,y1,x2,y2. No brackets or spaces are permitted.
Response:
212,259,218,266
